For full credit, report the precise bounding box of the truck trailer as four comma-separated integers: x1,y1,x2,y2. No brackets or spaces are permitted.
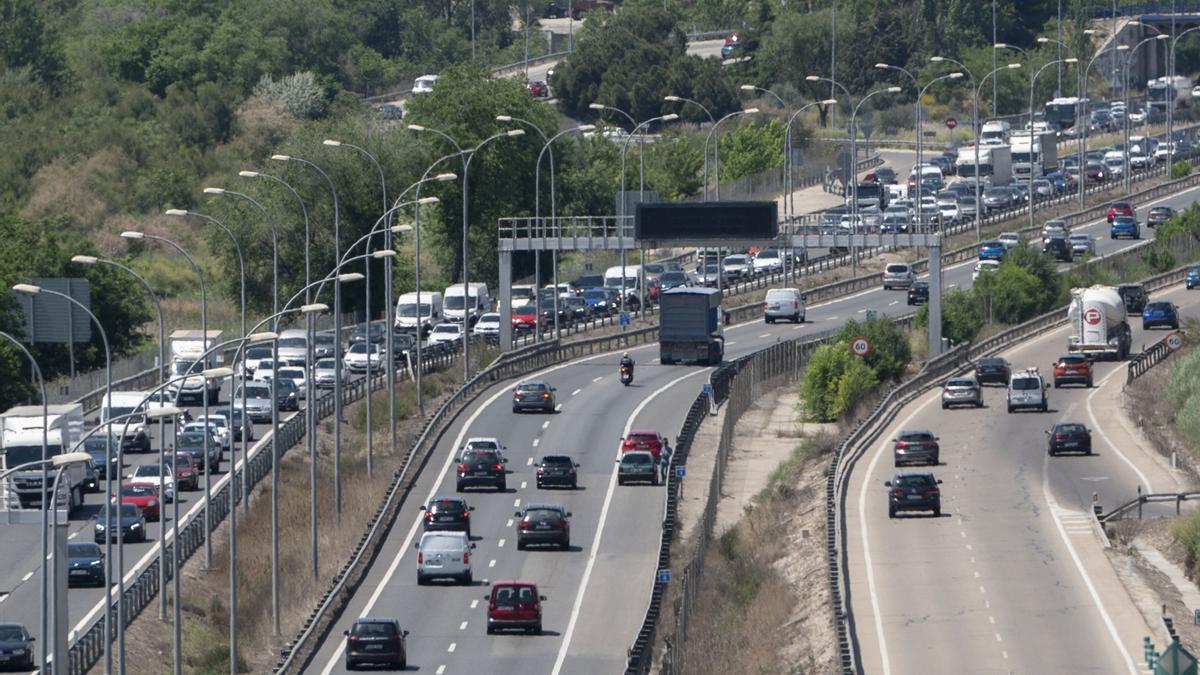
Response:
167,330,225,405
1066,285,1132,360
659,287,724,366
955,144,1012,186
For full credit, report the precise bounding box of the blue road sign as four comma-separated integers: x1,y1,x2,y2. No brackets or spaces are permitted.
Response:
702,383,713,394
657,568,671,584
619,312,631,326
676,466,686,478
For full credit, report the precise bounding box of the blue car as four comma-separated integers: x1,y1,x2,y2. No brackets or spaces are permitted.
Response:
580,287,613,315
1188,264,1200,290
1142,301,1180,330
1110,215,1140,239
978,240,1007,261
67,542,106,587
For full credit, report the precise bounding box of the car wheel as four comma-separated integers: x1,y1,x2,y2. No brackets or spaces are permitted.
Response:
498,481,507,492
1087,378,1093,388
345,659,357,671
1007,406,1014,414
398,656,407,669
797,314,805,323
456,482,464,492
617,477,625,486
517,540,526,551
561,539,570,550
888,508,896,518
486,625,495,635
462,572,473,585
534,623,543,636
416,574,427,586
570,479,578,489
1041,403,1048,412
536,480,543,489
1049,449,1057,456
765,317,773,324
933,507,942,517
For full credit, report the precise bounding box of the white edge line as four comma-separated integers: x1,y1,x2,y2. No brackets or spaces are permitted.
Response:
1086,368,1154,493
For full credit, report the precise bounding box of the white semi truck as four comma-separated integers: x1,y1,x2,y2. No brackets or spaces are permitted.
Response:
956,144,1012,186
1010,132,1058,179
1,403,86,511
1066,286,1132,360
167,330,224,405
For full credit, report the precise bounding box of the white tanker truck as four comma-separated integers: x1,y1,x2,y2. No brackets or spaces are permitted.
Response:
1066,285,1132,360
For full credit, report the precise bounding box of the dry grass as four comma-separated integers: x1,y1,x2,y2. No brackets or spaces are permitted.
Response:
678,431,841,675
116,365,464,674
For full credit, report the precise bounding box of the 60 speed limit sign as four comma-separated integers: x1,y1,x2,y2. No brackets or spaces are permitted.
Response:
1165,331,1184,352
851,336,871,357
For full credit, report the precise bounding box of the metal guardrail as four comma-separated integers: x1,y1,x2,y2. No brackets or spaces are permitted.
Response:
64,340,465,674
1127,339,1175,383
274,324,661,672
1100,491,1200,522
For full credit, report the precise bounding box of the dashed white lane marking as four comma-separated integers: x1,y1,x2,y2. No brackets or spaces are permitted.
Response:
826,316,839,321
532,439,540,448
726,341,737,346
520,481,527,490
21,572,32,582
506,519,513,527
989,616,996,625
470,599,479,609
67,531,78,540
542,421,550,430
488,559,496,568
0,593,8,603
498,539,506,548
571,388,581,396
447,643,456,653
555,404,563,412
513,499,521,508
1003,651,1009,660
995,633,1003,642
436,666,446,675
459,621,468,630
857,308,868,313
592,376,602,383
526,457,533,465
758,333,771,338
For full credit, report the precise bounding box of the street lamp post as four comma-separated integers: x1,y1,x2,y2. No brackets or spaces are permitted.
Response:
740,86,793,212
237,171,310,300
322,139,392,475
914,73,964,235
624,113,679,319
702,108,759,296
784,99,837,281
10,285,114,672
929,57,983,237
664,95,715,196
413,159,461,412
1169,27,1200,167
588,103,639,323
850,87,904,231
121,230,217,569
269,153,345,518
1029,58,1079,231
69,254,170,619
1122,34,1169,191
1080,37,1120,208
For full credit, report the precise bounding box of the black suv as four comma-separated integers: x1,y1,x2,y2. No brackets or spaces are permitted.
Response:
885,472,943,518
907,281,929,306
343,618,408,670
456,449,507,492
1042,236,1073,262
0,624,35,671
975,356,1011,385
1117,283,1149,313
536,455,580,489
1047,422,1092,456
422,497,474,537
514,503,572,550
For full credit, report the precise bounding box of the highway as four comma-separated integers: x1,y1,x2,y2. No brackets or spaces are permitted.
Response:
844,287,1195,675
301,183,1200,672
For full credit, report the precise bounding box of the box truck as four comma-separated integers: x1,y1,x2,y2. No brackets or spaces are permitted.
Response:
1,404,86,510
659,287,724,366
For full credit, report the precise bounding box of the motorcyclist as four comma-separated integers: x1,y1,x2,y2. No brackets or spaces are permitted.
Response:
619,352,634,377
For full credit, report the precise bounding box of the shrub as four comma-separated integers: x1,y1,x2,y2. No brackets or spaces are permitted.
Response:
914,287,984,345
1171,510,1200,576
834,316,911,382
1172,159,1193,180
252,72,327,120
800,342,851,422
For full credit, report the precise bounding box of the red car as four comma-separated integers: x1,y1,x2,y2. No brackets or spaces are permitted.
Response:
525,80,549,98
168,452,200,491
485,581,545,634
1106,201,1134,222
621,429,665,460
511,304,539,333
114,482,161,522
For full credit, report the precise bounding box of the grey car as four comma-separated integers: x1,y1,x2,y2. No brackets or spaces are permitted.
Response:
941,376,983,409
233,382,274,423
0,624,35,670
886,472,943,518
512,380,557,413
892,430,940,466
882,263,915,290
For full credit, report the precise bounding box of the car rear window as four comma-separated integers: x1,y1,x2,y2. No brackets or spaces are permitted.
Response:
518,383,546,392
1055,423,1087,434
351,622,397,637
898,431,935,442
894,475,933,488
1011,377,1040,390
523,508,562,521
629,433,658,442
622,454,653,466
885,264,910,274
946,378,976,387
542,456,572,465
430,499,464,512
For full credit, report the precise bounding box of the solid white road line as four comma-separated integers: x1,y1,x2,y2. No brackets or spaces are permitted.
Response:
550,368,711,675
1041,451,1140,674
1086,368,1154,493
857,395,939,675
20,572,32,582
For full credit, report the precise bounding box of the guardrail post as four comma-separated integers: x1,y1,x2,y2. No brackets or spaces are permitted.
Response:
1138,485,1144,520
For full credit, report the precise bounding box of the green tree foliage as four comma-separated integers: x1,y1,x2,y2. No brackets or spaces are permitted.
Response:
801,315,912,422
0,0,65,90
550,0,739,125
1172,159,1193,180
717,119,784,182
914,287,984,344
835,358,879,418
800,342,852,421
0,210,152,409
834,316,911,382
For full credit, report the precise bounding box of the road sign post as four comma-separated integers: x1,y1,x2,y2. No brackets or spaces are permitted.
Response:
946,117,958,130
1157,641,1199,675
1166,331,1184,352
657,568,671,584
851,336,871,357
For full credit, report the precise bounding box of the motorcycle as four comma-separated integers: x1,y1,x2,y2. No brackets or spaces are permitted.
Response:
619,365,633,386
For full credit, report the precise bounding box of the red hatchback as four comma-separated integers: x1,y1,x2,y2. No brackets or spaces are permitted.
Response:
114,483,161,522
512,304,538,333
622,429,665,460
485,581,545,634
1106,201,1134,222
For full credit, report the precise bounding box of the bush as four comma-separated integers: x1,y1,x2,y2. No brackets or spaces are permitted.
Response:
1168,349,1200,409
252,72,327,120
1171,510,1200,576
1172,159,1193,180
800,342,851,422
914,287,984,345
834,316,911,382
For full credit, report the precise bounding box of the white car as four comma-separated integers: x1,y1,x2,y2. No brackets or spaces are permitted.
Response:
1193,84,1200,100
252,359,289,383
428,323,464,347
751,249,783,274
1068,233,1095,257
1156,142,1177,162
412,74,438,94
184,419,230,453
937,201,960,225
312,357,349,389
1128,108,1147,125
344,342,384,373
473,313,502,337
973,260,1001,281
721,254,752,280
128,463,175,503
275,366,308,399
997,232,1021,249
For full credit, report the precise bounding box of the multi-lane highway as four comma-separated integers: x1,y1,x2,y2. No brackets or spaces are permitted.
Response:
845,286,1195,675
300,179,1200,672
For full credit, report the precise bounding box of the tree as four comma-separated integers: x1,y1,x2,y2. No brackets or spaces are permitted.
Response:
834,357,879,418
835,315,911,382
915,287,984,344
0,0,66,90
717,119,784,182
800,341,852,422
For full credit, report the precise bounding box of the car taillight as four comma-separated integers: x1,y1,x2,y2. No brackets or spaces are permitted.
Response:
424,512,432,520
417,551,423,564
555,520,567,529
458,463,468,471
514,392,521,399
926,487,940,495
462,511,470,519
494,463,504,471
348,635,359,642
895,442,909,449
463,551,470,565
762,302,769,309
520,519,531,528
1055,434,1065,440
889,488,904,497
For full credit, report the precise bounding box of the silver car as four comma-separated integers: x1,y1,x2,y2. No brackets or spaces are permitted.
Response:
941,376,983,409
1068,233,1094,257
882,263,915,290
312,357,348,389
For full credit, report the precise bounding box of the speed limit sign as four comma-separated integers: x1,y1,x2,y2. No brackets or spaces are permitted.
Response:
1165,331,1184,352
851,336,871,357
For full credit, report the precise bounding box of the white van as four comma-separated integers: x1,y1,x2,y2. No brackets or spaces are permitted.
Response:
415,531,475,584
511,285,537,304
394,291,443,336
412,74,438,94
275,328,308,366
101,391,152,453
763,288,805,324
443,283,491,325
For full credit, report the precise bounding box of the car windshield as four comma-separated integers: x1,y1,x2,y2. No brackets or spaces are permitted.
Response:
315,359,335,370
121,485,155,497
349,343,371,354
0,626,25,640
894,475,933,488
278,368,303,380
514,304,536,314
479,314,500,323
133,465,161,477
397,303,432,317
178,431,207,445
723,256,748,265
107,504,140,518
69,543,101,557
1012,377,1040,390
243,385,270,399
277,337,305,349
